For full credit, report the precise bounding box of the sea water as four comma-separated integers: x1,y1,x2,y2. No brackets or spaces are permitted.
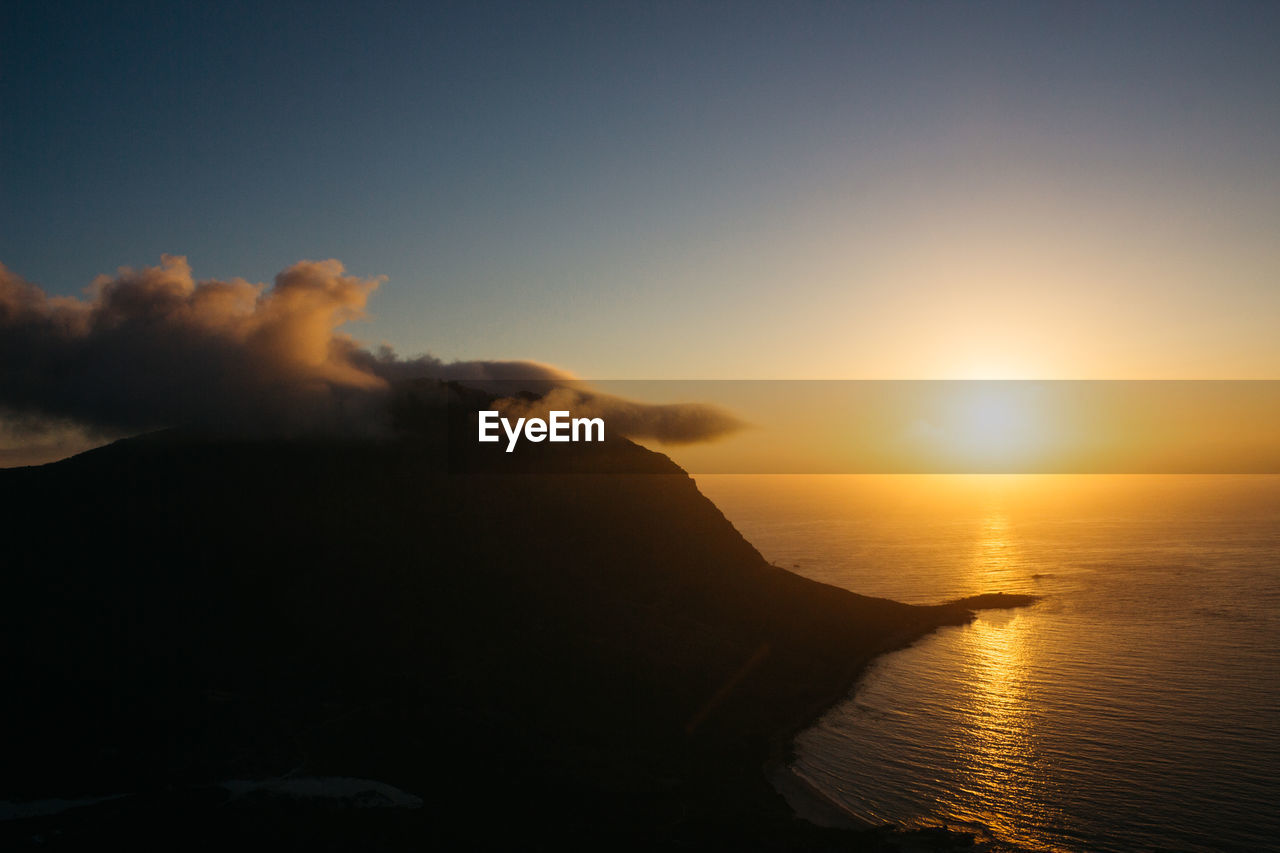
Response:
695,475,1280,853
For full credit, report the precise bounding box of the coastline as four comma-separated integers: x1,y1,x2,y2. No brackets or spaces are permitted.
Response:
763,622,957,833
763,594,1041,844
2,429,1046,850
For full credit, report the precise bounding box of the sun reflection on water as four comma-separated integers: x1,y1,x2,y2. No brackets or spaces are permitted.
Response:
945,505,1064,849
711,475,1280,853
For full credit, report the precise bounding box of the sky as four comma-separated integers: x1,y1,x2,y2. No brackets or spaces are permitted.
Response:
4,0,1278,383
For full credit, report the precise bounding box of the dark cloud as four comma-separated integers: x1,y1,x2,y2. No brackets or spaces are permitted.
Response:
0,255,386,435
495,388,744,445
0,257,742,458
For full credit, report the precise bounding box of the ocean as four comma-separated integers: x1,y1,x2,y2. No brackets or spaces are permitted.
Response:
695,475,1280,853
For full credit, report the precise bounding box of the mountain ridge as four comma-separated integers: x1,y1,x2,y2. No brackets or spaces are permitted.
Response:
1,392,1008,850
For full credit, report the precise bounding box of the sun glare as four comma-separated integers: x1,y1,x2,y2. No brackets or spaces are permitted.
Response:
903,385,1050,471
954,388,1039,464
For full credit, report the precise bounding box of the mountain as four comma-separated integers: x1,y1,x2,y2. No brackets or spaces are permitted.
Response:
1,384,996,850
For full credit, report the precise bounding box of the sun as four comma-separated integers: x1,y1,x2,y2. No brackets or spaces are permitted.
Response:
954,387,1040,464
903,384,1049,471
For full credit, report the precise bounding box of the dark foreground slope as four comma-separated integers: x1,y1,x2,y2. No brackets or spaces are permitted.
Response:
1,407,994,850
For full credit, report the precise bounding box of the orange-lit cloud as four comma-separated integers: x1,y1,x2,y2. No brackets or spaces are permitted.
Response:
0,257,742,459
0,255,387,435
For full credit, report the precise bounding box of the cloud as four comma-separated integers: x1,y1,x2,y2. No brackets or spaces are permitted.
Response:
494,387,744,445
0,257,742,455
0,413,119,468
0,255,387,435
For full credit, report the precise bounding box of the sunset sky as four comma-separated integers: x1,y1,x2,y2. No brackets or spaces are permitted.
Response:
4,1,1278,384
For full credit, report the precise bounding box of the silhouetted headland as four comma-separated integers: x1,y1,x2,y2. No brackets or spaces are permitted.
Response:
1,383,1035,850
948,592,1040,610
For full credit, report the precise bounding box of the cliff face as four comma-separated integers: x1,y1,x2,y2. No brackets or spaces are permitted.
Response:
1,406,969,849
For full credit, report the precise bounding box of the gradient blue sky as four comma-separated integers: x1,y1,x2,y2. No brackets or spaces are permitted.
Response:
3,1,1278,378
